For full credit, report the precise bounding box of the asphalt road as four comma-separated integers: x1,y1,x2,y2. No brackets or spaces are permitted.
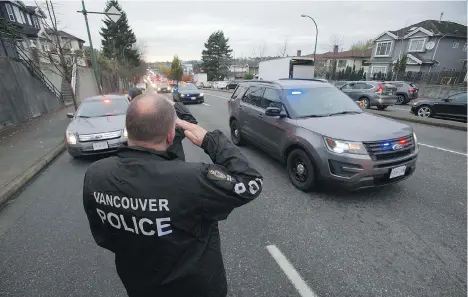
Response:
0,90,466,297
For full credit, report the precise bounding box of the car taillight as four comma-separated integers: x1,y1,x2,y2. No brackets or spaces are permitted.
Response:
409,88,415,93
375,83,384,94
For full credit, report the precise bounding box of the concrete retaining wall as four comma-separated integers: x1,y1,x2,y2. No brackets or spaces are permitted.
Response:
0,57,63,130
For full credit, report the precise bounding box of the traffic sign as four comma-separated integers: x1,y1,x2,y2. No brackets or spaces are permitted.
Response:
105,5,122,23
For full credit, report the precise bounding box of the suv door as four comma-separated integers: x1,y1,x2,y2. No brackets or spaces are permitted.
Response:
254,88,286,155
340,82,355,99
239,86,265,142
353,82,371,100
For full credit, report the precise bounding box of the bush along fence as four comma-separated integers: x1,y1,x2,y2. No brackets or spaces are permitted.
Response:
371,70,467,86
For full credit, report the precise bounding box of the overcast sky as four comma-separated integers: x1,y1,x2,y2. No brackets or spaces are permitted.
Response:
30,0,467,62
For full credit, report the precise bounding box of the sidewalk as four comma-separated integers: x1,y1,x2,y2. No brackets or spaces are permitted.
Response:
0,66,99,208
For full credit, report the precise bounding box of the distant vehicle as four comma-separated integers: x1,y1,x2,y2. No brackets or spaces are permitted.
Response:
258,57,315,81
193,73,208,87
202,81,212,88
227,79,418,192
410,92,467,121
155,82,171,93
339,81,398,110
215,81,228,89
135,83,146,91
65,95,129,157
173,83,204,104
387,81,419,105
226,80,241,90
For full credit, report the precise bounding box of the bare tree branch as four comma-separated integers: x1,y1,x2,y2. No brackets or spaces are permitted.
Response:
277,38,289,57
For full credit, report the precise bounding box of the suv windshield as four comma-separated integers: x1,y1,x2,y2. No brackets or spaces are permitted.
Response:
284,87,363,118
179,84,198,91
77,99,129,118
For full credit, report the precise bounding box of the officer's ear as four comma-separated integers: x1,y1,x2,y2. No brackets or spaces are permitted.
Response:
166,127,175,145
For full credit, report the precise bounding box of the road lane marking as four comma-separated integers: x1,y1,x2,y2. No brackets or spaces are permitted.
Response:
418,143,467,156
202,103,210,106
204,93,231,100
266,245,319,297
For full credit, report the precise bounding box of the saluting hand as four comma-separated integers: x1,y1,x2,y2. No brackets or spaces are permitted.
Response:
175,119,207,147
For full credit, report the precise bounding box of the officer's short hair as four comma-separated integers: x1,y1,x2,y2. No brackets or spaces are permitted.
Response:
126,93,176,144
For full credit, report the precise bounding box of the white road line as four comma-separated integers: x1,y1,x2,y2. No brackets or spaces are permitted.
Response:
266,245,319,297
204,93,230,100
418,143,467,156
202,103,210,106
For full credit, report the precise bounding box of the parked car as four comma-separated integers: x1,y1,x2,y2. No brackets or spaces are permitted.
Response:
226,80,241,90
228,79,418,192
390,81,419,105
339,81,398,110
65,95,129,157
202,81,212,88
173,83,204,104
410,92,467,121
135,83,146,91
215,81,228,89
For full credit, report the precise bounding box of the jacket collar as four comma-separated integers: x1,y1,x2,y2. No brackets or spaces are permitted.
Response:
117,144,179,161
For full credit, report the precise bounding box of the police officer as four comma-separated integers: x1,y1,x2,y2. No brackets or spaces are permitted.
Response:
83,92,263,297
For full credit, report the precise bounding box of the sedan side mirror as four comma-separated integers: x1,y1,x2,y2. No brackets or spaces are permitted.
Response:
67,112,74,118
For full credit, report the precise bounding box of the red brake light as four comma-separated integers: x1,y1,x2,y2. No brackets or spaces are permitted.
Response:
408,88,415,92
399,139,407,144
375,82,384,93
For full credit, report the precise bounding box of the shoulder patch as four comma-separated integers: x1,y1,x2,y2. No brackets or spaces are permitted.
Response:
207,167,235,182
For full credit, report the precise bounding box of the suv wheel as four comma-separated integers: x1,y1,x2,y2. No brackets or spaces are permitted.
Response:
230,119,244,145
286,149,316,192
396,94,407,105
359,97,370,109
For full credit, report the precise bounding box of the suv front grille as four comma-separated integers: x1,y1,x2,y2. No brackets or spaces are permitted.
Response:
78,130,122,142
363,134,414,161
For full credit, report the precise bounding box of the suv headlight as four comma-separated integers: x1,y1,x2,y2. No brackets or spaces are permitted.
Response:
66,130,77,144
199,93,204,96
324,137,367,154
123,127,128,138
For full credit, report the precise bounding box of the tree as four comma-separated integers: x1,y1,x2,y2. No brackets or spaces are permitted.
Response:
170,55,183,82
349,39,373,51
37,0,78,110
100,0,140,67
158,65,171,77
244,72,254,80
201,30,233,81
277,38,289,57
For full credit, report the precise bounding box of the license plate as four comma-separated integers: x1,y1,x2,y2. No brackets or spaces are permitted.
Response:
388,92,393,95
92,142,108,151
389,165,406,179
191,97,196,100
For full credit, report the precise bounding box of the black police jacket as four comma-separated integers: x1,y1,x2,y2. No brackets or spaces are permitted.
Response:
83,104,263,297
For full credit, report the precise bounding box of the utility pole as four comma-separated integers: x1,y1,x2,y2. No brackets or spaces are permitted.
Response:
78,0,122,95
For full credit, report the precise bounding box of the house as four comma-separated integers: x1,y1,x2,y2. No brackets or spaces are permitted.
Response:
309,49,371,76
369,20,467,77
45,29,85,52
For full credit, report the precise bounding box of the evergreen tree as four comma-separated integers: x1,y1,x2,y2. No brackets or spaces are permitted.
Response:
201,31,233,81
170,56,183,82
100,0,140,67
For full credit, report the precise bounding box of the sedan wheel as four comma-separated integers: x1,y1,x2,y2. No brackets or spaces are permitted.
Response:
417,105,432,117
286,149,316,192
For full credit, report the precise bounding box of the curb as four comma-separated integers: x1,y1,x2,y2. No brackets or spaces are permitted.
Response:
366,110,467,131
0,142,66,208
203,88,467,131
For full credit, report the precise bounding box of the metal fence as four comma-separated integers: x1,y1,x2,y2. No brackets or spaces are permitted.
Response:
371,71,467,86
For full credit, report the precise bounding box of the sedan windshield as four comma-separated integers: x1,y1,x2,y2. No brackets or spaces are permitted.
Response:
76,99,129,118
284,87,363,118
178,84,198,91
157,84,169,88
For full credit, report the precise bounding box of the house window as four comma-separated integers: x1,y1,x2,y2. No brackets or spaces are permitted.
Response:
371,66,387,74
375,41,392,57
26,14,32,26
32,16,40,29
463,43,467,52
13,5,24,23
5,3,15,21
408,38,425,52
453,42,459,49
338,60,346,67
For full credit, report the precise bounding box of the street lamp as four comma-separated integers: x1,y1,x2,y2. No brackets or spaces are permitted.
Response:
301,14,318,64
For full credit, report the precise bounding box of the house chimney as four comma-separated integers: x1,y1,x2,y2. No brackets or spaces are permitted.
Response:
333,45,339,54
297,50,301,57
439,12,444,23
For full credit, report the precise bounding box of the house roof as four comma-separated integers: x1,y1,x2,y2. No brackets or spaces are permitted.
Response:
307,48,372,60
390,20,467,38
45,29,85,42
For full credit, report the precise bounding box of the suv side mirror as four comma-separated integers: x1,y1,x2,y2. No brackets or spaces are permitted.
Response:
443,98,451,102
265,106,282,117
67,112,74,118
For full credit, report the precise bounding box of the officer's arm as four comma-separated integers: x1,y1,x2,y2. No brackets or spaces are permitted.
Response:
82,171,117,253
172,102,198,142
197,130,263,221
